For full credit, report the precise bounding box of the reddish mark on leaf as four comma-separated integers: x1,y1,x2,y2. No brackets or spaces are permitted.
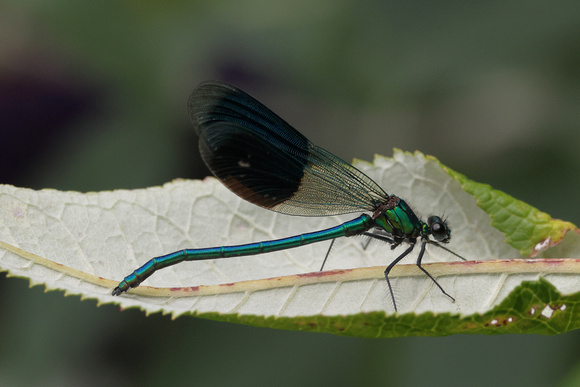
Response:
297,269,348,278
11,208,25,218
503,317,515,325
484,316,515,327
449,260,479,266
542,259,565,265
170,286,200,292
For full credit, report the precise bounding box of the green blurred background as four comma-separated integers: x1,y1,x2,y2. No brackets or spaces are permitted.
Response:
1,1,580,386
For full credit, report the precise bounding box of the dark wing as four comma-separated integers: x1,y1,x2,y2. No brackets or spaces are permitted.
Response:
188,81,388,216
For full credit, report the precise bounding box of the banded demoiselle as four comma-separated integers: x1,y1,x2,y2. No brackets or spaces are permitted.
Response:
112,81,465,311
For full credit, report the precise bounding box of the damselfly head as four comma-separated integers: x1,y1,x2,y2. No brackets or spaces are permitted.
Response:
427,215,451,243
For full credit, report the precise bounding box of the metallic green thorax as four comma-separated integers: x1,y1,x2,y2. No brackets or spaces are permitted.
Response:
373,196,424,241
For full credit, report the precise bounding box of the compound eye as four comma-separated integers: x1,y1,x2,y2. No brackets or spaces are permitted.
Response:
428,216,451,242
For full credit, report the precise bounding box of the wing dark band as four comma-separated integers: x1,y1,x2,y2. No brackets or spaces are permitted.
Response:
189,81,389,216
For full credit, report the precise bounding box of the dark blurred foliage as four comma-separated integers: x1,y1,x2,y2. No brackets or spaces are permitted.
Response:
0,73,99,186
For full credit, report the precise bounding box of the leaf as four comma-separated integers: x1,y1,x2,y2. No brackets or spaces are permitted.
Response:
1,150,579,337
441,162,578,257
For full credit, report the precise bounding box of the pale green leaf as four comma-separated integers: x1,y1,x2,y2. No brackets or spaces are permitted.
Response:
1,150,579,336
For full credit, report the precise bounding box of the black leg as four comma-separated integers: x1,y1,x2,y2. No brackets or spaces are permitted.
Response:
361,230,395,250
416,240,455,302
427,240,467,261
363,231,398,247
319,238,336,271
361,235,372,250
322,231,398,271
383,243,416,312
